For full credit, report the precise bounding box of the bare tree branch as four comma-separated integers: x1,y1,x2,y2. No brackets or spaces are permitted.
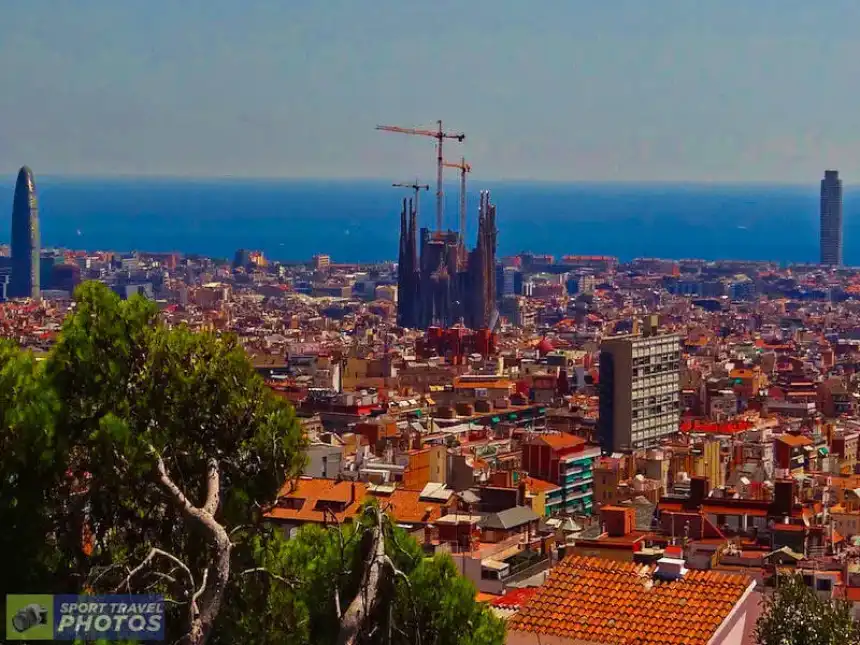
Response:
337,506,386,645
146,571,180,587
388,519,421,569
114,547,195,596
192,568,209,609
228,524,252,538
240,567,295,587
380,555,410,587
89,561,126,590
142,571,181,593
150,447,233,645
325,507,348,620
382,517,423,645
202,457,220,515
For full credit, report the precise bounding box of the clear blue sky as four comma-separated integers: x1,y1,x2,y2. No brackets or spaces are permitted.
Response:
2,1,860,182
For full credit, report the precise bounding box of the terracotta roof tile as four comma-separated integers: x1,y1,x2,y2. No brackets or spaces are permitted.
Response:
507,555,753,645
376,488,452,525
776,434,813,447
490,587,538,609
535,434,587,450
524,476,561,494
264,478,450,527
265,478,366,524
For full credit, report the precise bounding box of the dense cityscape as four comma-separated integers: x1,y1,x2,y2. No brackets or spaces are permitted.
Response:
4,156,860,644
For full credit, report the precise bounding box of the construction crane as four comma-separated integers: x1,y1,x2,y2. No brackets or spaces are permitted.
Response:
392,180,429,221
376,120,465,234
442,157,472,239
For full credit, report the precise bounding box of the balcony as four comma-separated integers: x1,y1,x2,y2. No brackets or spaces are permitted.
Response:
564,489,593,501
564,477,594,491
561,447,601,464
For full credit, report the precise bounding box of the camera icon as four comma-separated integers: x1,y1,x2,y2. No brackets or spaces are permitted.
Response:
11,604,48,633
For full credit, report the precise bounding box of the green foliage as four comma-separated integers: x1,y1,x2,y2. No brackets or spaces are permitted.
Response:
0,282,306,643
0,281,502,645
216,504,505,645
0,340,63,599
755,573,860,645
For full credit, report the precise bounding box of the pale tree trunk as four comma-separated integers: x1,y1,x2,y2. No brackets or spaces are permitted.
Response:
156,455,232,645
337,510,386,645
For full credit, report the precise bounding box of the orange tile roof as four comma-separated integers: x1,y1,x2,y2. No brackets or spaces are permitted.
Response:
376,488,452,525
265,478,366,524
536,434,587,450
491,587,538,609
524,476,561,494
507,555,753,645
776,434,813,447
264,478,450,527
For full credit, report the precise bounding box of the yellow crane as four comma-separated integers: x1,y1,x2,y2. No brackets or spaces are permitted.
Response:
376,120,465,233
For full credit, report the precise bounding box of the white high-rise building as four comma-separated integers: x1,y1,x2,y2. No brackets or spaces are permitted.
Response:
598,322,681,453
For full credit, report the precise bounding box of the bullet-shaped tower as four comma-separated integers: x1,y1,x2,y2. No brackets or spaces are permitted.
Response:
10,166,40,299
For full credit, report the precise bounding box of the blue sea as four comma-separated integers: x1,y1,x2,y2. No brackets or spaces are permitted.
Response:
0,177,850,265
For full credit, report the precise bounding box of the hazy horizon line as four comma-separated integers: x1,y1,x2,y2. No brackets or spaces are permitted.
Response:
0,172,839,188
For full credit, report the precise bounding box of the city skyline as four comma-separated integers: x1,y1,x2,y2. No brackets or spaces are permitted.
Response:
4,2,860,182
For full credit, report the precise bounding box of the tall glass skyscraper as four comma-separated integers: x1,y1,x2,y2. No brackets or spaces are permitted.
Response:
820,169,843,266
10,166,40,299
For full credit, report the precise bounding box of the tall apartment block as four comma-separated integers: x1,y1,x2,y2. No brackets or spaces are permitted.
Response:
598,320,681,453
820,169,843,266
522,434,600,516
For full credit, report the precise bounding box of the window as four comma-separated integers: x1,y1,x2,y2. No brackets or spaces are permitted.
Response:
285,497,308,510
816,578,832,592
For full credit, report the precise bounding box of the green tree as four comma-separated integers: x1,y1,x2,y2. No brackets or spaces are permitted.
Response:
215,503,504,645
0,281,504,645
0,340,63,600
42,282,306,644
756,573,860,645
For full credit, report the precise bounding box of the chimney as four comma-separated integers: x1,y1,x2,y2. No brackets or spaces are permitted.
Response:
601,506,635,537
689,476,709,507
654,557,688,581
518,480,527,507
664,545,684,559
